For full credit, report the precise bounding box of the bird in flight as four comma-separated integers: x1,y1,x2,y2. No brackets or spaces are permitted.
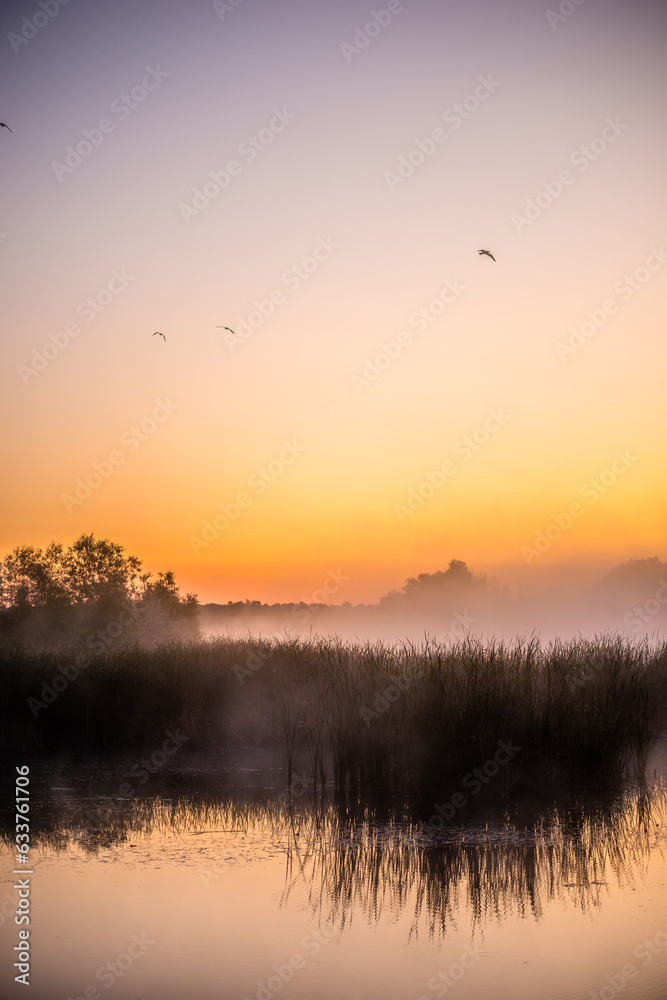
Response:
478,249,496,261
1,122,13,133
153,331,166,341
217,326,236,336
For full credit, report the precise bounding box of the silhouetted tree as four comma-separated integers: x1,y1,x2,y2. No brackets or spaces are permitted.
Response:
0,535,199,648
380,559,494,606
602,557,667,595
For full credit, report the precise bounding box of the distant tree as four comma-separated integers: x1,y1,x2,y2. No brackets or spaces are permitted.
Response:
380,560,492,605
402,559,478,596
602,557,667,591
598,558,667,617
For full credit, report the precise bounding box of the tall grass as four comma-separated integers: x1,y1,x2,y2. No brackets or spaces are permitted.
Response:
279,634,667,804
2,634,665,800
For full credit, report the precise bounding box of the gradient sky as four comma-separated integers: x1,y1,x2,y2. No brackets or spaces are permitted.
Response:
1,0,666,603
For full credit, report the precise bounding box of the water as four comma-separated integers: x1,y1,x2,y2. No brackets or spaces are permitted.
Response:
2,746,667,1000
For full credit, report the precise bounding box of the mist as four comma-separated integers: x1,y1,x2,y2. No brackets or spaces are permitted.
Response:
199,557,667,645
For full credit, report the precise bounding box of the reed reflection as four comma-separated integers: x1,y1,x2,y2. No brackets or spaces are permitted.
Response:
278,786,665,939
3,774,662,941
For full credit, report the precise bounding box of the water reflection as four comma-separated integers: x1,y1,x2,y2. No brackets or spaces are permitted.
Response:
279,786,665,940
2,763,664,942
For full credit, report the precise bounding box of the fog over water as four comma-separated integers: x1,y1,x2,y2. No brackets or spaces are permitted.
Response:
199,557,667,645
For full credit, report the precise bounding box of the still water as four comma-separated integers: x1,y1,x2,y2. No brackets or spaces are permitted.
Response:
2,746,666,1000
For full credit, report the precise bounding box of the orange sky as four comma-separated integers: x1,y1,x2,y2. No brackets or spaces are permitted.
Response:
1,0,666,603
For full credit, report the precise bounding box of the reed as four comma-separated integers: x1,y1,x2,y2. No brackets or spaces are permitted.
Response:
2,634,665,799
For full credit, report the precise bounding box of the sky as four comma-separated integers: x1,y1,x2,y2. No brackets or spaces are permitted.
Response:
1,0,666,604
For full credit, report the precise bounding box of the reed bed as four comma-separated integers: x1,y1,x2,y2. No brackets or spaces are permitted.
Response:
1,634,665,799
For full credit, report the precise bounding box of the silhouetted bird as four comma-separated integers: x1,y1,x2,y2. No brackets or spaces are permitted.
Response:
217,326,236,336
478,249,496,261
0,123,13,133
153,331,166,341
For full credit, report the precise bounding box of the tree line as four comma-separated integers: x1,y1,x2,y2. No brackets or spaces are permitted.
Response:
0,534,199,649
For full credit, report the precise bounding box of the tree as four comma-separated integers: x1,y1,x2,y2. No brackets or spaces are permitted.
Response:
380,560,488,605
0,535,199,648
0,542,69,609
60,534,144,607
402,559,477,596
